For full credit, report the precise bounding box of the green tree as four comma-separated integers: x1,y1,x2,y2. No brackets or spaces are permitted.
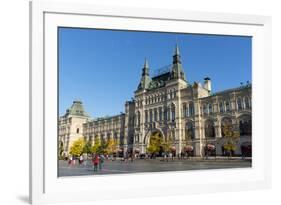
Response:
162,137,172,153
105,138,116,155
92,137,101,154
222,123,240,158
83,140,93,154
100,138,109,154
69,138,85,157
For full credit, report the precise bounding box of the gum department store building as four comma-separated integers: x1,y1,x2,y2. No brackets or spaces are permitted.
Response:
59,45,252,157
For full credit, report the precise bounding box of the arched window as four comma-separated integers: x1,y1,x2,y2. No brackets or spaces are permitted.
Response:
209,104,213,114
154,108,157,121
145,110,148,123
183,103,187,117
221,117,233,137
204,120,215,138
76,128,79,134
219,101,224,113
225,100,231,112
164,107,167,121
137,111,141,126
203,105,208,115
185,122,195,140
159,107,162,121
134,113,137,126
149,109,153,122
239,115,252,136
173,90,177,99
189,102,194,116
245,97,251,109
171,104,176,121
237,98,243,110
167,107,170,121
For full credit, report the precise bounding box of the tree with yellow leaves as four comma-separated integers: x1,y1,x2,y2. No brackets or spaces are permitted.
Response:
162,136,173,153
105,138,117,155
92,137,102,154
69,138,85,157
147,132,164,156
222,123,240,158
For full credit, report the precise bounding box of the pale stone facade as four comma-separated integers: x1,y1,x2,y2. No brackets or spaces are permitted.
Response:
59,45,252,157
82,114,125,147
59,100,90,155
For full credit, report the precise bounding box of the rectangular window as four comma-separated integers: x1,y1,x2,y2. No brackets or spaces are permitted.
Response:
209,104,212,113
149,109,153,122
167,108,170,121
159,107,162,121
145,110,148,123
237,99,242,110
189,102,194,116
164,108,167,121
172,109,175,121
219,102,224,113
203,105,208,115
183,105,187,117
226,101,231,111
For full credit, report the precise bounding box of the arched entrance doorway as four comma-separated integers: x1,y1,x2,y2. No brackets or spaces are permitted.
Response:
146,130,166,158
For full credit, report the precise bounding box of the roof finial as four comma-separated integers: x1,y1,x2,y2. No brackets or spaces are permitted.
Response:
175,43,180,56
144,58,149,68
142,58,149,77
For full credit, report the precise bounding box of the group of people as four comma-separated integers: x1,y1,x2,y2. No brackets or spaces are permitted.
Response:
67,154,105,172
92,154,105,172
68,154,87,166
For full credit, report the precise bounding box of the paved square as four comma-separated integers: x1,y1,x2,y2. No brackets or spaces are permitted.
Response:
58,159,252,177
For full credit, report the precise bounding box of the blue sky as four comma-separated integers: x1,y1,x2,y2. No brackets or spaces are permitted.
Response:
59,28,252,118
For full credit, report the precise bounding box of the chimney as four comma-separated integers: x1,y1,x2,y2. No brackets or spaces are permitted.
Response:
204,77,211,92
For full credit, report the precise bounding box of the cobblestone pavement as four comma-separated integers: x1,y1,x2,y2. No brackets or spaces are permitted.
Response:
58,158,252,177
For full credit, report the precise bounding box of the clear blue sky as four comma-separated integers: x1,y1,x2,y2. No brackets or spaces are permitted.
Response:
59,28,252,118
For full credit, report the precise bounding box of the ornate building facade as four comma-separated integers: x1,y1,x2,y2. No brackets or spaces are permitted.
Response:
59,45,252,157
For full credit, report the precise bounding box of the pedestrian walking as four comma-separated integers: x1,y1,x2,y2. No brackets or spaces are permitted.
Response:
93,155,99,172
99,154,104,170
79,155,84,165
68,155,73,166
83,154,87,166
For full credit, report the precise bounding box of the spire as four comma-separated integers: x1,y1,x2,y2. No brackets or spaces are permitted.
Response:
142,58,149,76
138,58,151,90
171,44,186,81
175,43,180,55
173,44,181,64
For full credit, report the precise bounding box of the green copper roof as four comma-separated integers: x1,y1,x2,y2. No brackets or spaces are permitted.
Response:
65,100,90,118
171,44,186,81
137,59,152,90
147,71,170,90
137,45,187,91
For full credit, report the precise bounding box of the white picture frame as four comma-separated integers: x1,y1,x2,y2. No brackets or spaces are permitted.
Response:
30,1,272,204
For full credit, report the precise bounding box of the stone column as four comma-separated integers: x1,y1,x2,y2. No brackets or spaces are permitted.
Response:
140,95,146,152
193,98,202,157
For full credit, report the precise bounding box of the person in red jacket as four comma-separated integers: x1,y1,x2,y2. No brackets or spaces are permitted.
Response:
92,154,99,172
